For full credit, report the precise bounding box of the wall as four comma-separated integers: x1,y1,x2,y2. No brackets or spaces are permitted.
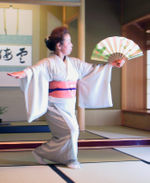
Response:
0,0,122,126
120,0,150,130
0,3,40,122
69,0,122,126
85,109,121,126
39,5,62,59
122,111,150,131
121,0,150,24
85,0,122,109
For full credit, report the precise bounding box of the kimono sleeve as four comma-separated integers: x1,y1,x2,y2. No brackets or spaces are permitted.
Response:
19,59,52,122
78,64,113,108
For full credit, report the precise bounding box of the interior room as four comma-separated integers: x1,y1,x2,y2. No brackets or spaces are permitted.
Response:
0,0,150,182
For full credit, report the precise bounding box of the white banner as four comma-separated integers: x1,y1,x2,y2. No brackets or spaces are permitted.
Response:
0,45,32,66
0,8,32,35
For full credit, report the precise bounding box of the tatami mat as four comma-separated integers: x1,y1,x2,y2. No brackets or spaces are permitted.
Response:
78,149,137,163
116,147,150,163
2,125,150,142
9,121,48,126
57,161,150,183
87,125,150,139
0,151,39,166
1,124,150,139
0,166,65,183
0,148,138,167
79,130,103,139
0,130,103,142
0,125,150,183
0,133,51,142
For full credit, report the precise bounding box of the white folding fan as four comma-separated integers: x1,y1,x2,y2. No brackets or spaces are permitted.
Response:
91,36,143,62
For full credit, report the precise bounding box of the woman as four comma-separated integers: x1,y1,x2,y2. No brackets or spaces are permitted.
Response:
8,26,125,169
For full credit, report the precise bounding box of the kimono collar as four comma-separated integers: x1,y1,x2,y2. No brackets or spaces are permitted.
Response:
50,53,69,64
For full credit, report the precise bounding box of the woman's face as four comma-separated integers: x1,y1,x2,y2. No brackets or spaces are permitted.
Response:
59,33,73,56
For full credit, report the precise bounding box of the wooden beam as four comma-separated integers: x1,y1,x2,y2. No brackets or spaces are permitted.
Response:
133,22,145,32
77,0,85,131
0,0,81,6
66,12,78,24
62,6,66,26
123,14,150,29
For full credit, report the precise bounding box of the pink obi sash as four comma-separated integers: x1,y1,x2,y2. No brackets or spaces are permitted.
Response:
49,81,77,98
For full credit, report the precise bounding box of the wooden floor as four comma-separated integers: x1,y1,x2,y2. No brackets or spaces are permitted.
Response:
0,125,150,183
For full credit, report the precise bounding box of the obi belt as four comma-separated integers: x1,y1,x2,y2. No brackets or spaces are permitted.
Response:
49,81,77,98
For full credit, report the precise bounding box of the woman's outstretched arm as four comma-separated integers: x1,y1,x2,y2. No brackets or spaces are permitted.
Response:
7,70,26,79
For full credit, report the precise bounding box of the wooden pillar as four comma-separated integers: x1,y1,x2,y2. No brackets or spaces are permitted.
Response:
62,6,66,26
77,0,85,131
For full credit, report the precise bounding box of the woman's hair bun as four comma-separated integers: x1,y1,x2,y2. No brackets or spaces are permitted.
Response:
45,26,69,51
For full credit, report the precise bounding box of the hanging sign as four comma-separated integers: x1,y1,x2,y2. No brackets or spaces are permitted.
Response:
0,45,32,66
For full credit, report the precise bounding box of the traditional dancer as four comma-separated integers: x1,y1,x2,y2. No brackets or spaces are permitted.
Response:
8,26,125,168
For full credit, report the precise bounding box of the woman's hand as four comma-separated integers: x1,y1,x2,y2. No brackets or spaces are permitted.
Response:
110,59,126,68
7,70,26,79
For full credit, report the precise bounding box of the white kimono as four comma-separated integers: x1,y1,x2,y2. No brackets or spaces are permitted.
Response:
20,54,112,164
